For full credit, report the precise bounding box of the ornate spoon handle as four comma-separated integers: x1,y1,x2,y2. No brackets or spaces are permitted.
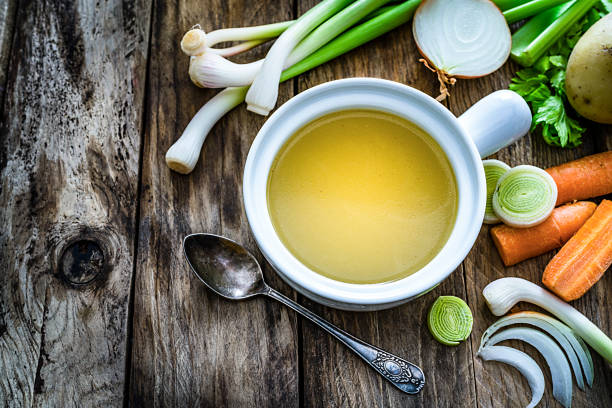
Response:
266,288,425,394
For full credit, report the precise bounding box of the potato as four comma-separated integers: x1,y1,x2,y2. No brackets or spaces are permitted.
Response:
565,14,612,124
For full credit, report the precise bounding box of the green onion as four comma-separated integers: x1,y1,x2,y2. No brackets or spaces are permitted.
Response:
511,0,599,67
503,0,572,24
492,165,557,228
246,0,354,115
483,159,511,224
167,1,422,173
427,296,473,346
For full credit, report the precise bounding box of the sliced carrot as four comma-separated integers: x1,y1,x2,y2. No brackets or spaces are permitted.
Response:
491,201,597,266
543,200,612,301
546,151,612,206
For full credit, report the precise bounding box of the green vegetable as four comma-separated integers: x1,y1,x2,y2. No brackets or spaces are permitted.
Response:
167,1,422,173
493,0,532,11
503,0,571,24
483,160,511,224
428,296,473,346
492,165,557,228
509,3,609,147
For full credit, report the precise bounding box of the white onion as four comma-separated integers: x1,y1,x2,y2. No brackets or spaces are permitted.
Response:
412,0,511,100
478,345,545,408
480,311,594,390
486,327,573,408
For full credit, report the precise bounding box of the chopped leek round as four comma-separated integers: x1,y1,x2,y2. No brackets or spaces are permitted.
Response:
427,296,473,346
483,159,511,224
492,165,557,228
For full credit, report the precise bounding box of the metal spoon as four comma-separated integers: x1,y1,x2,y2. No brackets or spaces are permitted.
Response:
183,233,425,394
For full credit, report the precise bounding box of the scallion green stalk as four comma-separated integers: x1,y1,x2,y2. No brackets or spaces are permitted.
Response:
167,0,421,174
503,0,573,24
511,0,599,66
246,0,354,115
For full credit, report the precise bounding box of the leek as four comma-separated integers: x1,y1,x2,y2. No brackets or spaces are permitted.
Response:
167,0,421,174
511,0,599,66
483,278,612,364
483,160,511,224
427,296,473,346
492,165,557,228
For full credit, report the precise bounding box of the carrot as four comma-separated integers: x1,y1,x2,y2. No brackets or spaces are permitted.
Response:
491,201,597,266
546,151,612,206
542,199,612,301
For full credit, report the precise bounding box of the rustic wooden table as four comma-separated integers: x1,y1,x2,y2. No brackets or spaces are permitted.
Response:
1,1,611,407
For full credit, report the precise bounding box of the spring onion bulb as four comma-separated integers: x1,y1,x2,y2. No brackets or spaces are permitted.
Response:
427,296,473,346
480,311,594,390
246,0,353,115
188,0,390,89
492,165,557,228
412,0,511,101
167,1,421,174
483,160,511,224
483,277,612,364
165,87,248,173
478,345,545,408
485,327,573,407
180,21,294,57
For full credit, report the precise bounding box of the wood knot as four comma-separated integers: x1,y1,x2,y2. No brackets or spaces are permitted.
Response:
50,224,119,289
59,240,105,285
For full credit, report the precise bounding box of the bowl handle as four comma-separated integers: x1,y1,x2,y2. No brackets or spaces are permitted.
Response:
457,90,531,158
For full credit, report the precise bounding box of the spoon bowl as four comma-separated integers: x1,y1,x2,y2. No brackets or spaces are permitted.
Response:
182,232,425,394
184,233,267,299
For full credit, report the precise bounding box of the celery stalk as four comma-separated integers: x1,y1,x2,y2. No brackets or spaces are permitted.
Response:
504,0,573,23
492,0,532,11
510,0,598,66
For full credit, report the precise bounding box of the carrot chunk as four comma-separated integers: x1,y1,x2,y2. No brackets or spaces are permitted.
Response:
491,201,597,266
543,199,612,301
546,151,612,206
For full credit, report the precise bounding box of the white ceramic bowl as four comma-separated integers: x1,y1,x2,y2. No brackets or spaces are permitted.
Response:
243,78,530,311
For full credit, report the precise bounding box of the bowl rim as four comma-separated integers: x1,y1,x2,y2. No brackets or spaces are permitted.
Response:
243,78,485,305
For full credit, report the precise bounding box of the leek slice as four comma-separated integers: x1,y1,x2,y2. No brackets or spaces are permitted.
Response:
427,296,473,346
492,165,557,228
486,327,573,408
478,345,544,408
483,159,511,224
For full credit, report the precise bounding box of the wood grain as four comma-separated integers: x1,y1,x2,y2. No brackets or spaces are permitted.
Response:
0,0,151,406
0,0,16,105
128,1,299,406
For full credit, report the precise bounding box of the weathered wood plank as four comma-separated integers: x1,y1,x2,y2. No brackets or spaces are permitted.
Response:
450,64,612,408
295,4,477,405
0,0,16,105
0,0,151,406
129,1,299,406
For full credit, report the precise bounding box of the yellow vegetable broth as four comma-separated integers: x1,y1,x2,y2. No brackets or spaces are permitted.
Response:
267,110,457,284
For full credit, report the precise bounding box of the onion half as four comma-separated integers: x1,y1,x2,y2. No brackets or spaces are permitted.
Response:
412,0,511,100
